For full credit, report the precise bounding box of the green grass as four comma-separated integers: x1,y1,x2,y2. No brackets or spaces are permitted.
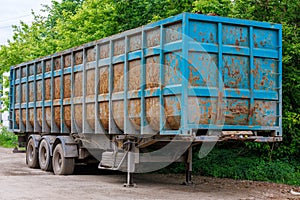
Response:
160,145,300,186
0,127,18,148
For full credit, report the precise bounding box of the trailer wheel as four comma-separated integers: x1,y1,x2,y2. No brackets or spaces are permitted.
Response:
52,144,75,175
38,139,52,171
26,138,39,168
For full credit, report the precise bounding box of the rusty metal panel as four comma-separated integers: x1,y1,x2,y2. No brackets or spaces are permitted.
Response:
113,39,125,56
21,66,27,78
188,52,218,87
128,99,141,130
21,84,26,103
29,108,34,127
64,74,71,98
54,77,60,99
253,28,278,49
146,56,160,89
99,102,109,130
165,22,182,43
86,69,95,96
64,54,71,68
129,34,141,52
189,21,217,43
74,104,82,131
146,28,160,47
36,80,42,101
74,72,82,97
64,106,71,130
15,85,20,103
128,59,141,91
164,52,182,86
75,51,83,65
99,66,109,94
45,107,51,128
224,99,249,125
222,25,249,46
145,97,160,131
54,106,60,131
15,68,20,79
86,103,95,130
113,63,124,92
45,60,51,72
29,82,34,102
253,100,277,126
45,79,51,100
223,55,249,89
29,64,34,76
164,96,181,130
188,97,217,125
21,109,26,128
100,43,109,59
15,109,19,126
112,101,124,131
37,62,42,74
87,47,96,62
54,57,61,70
37,108,42,127
254,58,277,90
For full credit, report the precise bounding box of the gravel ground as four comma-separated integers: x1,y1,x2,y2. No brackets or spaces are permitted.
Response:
0,147,299,200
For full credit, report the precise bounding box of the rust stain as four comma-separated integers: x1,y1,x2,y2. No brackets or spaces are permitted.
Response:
37,108,42,127
54,77,60,99
64,75,71,98
145,97,160,131
128,99,141,130
29,108,34,127
86,69,95,96
99,102,109,130
45,79,51,100
129,34,142,52
113,39,125,56
54,57,61,70
64,106,71,130
99,66,109,94
100,43,109,59
113,63,124,92
15,110,20,127
45,60,51,72
128,59,141,91
74,104,82,131
87,48,96,62
64,54,71,68
75,51,83,65
86,103,95,130
74,72,82,97
112,101,124,131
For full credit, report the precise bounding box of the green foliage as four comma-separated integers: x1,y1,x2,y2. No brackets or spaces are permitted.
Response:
193,0,233,16
0,127,18,148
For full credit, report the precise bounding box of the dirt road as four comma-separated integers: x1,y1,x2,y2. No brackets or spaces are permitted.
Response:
0,147,298,200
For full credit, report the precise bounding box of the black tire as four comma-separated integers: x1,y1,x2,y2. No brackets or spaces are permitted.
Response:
26,138,39,168
52,144,75,175
38,139,53,171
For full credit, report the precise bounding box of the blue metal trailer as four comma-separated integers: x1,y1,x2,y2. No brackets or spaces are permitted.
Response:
9,12,282,186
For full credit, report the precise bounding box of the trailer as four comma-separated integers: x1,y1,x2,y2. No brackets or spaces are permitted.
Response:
9,12,282,186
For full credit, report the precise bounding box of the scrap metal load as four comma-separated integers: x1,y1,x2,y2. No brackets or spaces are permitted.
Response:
9,13,282,185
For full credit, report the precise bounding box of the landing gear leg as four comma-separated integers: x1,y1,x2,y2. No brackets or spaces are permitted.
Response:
124,145,136,187
182,147,193,185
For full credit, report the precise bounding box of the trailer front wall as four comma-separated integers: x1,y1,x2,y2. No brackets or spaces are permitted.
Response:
9,13,282,136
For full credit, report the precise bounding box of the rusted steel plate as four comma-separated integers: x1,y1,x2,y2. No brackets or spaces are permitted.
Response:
21,84,26,103
37,108,42,127
44,79,51,100
54,57,61,70
222,25,249,47
86,103,95,130
128,99,141,130
64,54,71,68
253,100,277,126
129,34,141,52
45,107,51,129
128,59,141,91
113,39,125,56
87,47,96,62
99,66,109,94
99,102,109,130
86,69,95,96
21,66,27,78
188,52,218,87
15,109,19,126
54,106,60,131
36,80,42,101
75,51,83,65
29,82,34,102
164,96,181,130
188,97,217,125
45,60,51,72
253,58,277,90
21,109,26,128
100,43,109,59
15,68,20,79
15,85,20,103
74,72,82,97
165,22,182,43
224,99,249,125
74,104,82,131
29,64,34,76
64,74,71,98
112,100,124,131
29,108,34,127
145,97,160,131
37,62,42,74
54,77,60,99
64,106,71,130
253,29,278,49
146,28,160,47
189,21,217,44
164,52,182,86
223,55,249,89
146,56,160,89
113,63,124,92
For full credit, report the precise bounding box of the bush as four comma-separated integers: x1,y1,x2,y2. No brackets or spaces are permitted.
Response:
0,127,18,148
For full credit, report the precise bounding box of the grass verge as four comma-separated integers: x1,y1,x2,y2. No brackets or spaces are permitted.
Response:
0,127,17,148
